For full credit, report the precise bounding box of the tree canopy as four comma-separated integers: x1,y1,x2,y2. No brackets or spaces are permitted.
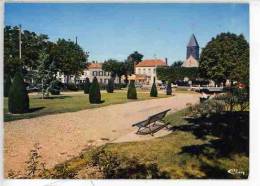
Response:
126,51,144,74
4,25,88,85
51,39,87,82
157,66,199,82
199,32,249,85
102,59,127,84
4,26,49,77
171,61,183,68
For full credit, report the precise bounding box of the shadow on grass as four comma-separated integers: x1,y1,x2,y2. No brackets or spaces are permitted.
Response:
90,100,105,104
28,107,45,113
167,111,249,179
33,96,72,99
170,111,249,157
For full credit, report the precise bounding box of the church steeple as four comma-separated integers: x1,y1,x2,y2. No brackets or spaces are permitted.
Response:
186,34,200,60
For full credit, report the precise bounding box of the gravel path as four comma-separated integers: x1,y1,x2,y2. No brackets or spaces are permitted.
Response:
4,93,200,177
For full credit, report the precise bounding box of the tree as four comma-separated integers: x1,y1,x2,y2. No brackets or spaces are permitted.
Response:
102,59,127,85
127,80,137,99
52,39,87,84
84,77,91,94
199,33,249,86
89,77,101,104
4,26,49,77
157,67,198,82
171,61,183,68
8,70,29,113
106,78,114,93
34,52,57,98
126,51,143,74
166,81,172,95
4,75,11,97
150,78,158,97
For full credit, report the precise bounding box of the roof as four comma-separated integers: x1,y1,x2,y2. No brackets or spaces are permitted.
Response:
182,55,199,68
187,34,199,47
88,63,102,69
136,59,167,67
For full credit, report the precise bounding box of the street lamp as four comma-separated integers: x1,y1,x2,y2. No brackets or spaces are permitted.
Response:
19,24,22,59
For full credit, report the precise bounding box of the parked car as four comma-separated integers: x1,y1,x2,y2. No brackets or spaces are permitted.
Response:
26,85,39,93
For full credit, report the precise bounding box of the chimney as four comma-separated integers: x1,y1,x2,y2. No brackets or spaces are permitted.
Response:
165,58,168,65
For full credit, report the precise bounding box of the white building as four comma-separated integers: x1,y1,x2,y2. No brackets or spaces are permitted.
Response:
135,59,168,85
57,62,119,84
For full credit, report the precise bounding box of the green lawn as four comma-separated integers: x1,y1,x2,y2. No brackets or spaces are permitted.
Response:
4,90,169,122
61,108,249,179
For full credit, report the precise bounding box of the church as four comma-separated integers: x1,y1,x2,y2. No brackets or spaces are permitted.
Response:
182,34,200,68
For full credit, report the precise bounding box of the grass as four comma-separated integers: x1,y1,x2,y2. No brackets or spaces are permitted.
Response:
4,90,169,122
60,108,249,179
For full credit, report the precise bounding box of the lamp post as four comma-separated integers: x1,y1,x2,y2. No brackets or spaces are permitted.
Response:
18,24,22,59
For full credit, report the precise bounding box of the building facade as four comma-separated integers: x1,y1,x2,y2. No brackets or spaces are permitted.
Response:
57,62,118,84
135,59,168,85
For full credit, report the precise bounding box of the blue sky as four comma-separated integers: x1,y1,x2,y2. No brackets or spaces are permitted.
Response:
5,3,249,64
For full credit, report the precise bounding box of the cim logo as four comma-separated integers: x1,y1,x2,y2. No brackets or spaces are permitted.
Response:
227,169,246,176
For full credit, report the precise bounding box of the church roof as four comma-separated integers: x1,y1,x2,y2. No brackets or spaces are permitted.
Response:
182,55,199,68
187,34,199,47
136,59,167,67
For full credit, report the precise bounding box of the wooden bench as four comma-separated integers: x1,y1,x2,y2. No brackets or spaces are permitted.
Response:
132,109,171,135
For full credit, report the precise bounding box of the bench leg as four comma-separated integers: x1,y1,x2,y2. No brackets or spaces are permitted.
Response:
148,126,154,136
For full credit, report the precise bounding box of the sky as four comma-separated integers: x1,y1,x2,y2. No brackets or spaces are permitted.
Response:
5,3,249,65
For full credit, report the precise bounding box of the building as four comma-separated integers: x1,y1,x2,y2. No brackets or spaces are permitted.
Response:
182,34,200,68
79,63,115,84
135,59,168,85
57,62,118,84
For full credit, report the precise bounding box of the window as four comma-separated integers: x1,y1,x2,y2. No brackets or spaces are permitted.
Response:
100,79,103,83
138,69,141,74
143,68,146,74
99,71,103,76
93,71,97,76
153,69,156,74
148,69,151,74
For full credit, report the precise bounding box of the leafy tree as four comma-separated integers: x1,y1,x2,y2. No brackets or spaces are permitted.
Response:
127,80,137,99
102,59,127,85
171,61,183,68
89,77,101,104
34,52,57,98
157,67,198,82
166,81,172,95
199,32,249,86
126,51,143,74
84,77,91,94
150,78,158,97
52,39,87,84
8,70,29,113
106,78,114,93
4,26,49,77
4,75,12,97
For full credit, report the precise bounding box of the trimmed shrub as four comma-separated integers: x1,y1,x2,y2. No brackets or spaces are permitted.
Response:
67,83,78,91
127,80,137,99
8,71,29,113
166,82,172,95
4,75,11,97
49,80,61,95
106,78,114,93
84,77,91,94
89,77,101,104
150,82,158,97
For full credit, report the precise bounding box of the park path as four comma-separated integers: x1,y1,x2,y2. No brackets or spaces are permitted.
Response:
4,93,200,177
